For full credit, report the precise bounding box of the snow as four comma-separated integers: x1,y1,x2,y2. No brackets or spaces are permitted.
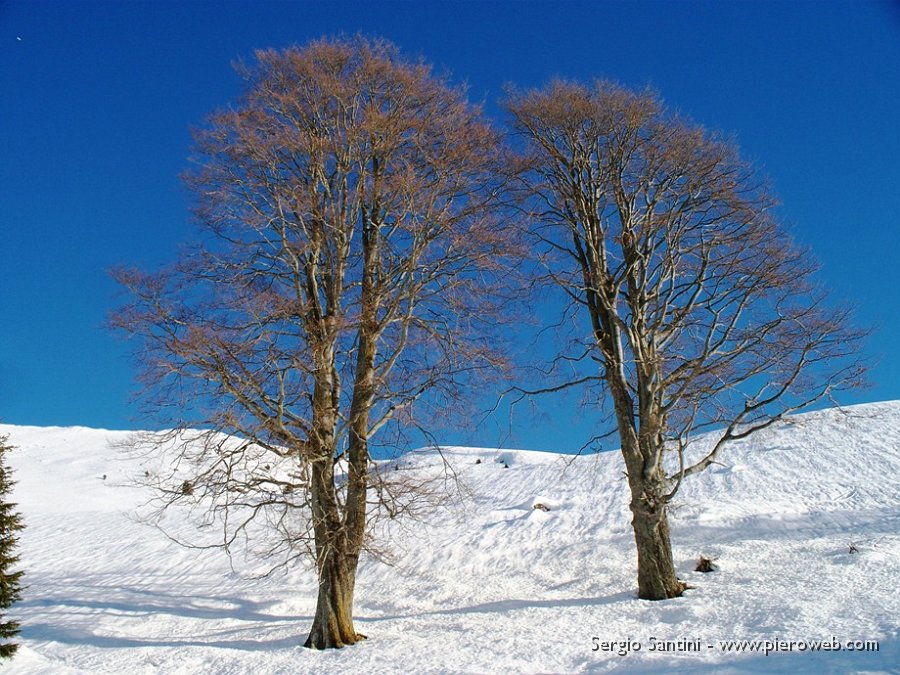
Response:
1,401,899,673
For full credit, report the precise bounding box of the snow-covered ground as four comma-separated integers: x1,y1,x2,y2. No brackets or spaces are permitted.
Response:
1,401,898,673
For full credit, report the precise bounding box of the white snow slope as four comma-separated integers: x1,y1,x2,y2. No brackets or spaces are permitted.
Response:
1,401,898,674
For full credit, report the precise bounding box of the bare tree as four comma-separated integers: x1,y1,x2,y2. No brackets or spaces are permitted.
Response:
112,37,511,648
504,80,866,600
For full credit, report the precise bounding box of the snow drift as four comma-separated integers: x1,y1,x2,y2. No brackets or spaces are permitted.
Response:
2,401,898,673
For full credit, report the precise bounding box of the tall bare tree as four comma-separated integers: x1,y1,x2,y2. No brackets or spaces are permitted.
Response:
504,80,866,600
113,37,510,648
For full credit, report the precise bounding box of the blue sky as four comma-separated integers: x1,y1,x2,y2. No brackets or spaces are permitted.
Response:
2,1,898,452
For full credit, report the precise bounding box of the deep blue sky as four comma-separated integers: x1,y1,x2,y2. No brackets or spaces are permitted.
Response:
2,1,899,452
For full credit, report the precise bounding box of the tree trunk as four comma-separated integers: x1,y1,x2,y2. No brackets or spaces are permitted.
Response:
304,548,365,649
630,485,685,600
605,356,684,601
304,421,366,649
607,347,684,601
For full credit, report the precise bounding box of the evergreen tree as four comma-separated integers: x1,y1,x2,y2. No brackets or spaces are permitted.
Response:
0,435,24,659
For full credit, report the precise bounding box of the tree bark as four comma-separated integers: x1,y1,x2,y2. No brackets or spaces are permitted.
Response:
609,368,685,601
305,457,366,649
307,331,374,650
629,479,685,600
304,545,364,649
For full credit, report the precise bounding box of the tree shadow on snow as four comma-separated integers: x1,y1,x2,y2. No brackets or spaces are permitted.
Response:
22,622,304,651
362,590,636,622
19,586,309,651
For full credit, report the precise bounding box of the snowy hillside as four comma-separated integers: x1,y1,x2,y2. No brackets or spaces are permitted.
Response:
1,402,898,673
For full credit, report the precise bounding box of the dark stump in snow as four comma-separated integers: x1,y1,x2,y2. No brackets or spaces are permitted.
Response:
695,556,718,573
